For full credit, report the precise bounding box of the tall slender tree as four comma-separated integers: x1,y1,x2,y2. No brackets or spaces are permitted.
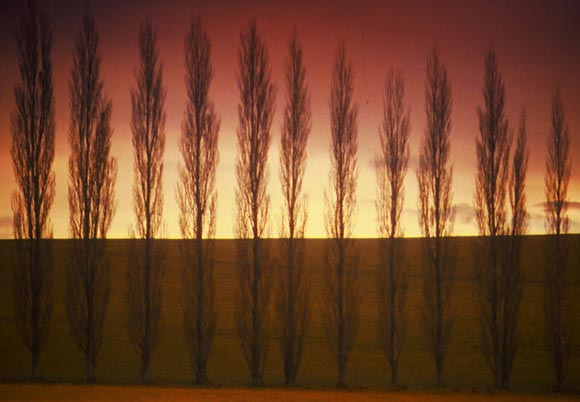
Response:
234,19,275,387
501,110,528,387
277,29,311,386
544,86,572,392
417,47,455,387
473,48,513,388
375,68,410,386
323,43,359,388
178,15,219,385
11,0,55,381
66,9,117,383
126,17,166,384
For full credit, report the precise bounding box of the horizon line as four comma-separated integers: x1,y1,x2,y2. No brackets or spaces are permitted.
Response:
1,233,579,241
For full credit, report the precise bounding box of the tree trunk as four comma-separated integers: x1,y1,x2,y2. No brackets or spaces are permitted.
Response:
195,235,207,386
142,237,151,384
31,240,40,382
85,349,95,383
31,349,40,381
435,243,443,387
251,236,262,387
436,359,443,386
140,353,150,384
86,273,95,383
196,365,207,385
337,239,345,388
285,237,296,386
389,239,397,385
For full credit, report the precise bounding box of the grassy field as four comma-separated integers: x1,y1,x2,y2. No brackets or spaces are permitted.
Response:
1,384,580,402
0,236,579,392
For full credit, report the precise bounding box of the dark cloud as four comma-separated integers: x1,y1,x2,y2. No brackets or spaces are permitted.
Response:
371,155,420,171
408,155,420,171
367,156,380,170
532,201,580,210
455,202,474,225
0,216,12,229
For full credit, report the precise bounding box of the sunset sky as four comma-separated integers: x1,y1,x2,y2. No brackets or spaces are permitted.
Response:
0,0,578,239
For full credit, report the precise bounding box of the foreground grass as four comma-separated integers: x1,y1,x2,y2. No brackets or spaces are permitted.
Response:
1,384,579,402
0,237,579,390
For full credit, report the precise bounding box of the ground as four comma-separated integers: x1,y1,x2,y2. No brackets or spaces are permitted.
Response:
1,384,580,402
0,237,579,392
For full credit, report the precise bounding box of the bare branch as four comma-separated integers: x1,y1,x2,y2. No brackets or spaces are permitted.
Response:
501,109,528,387
276,28,311,386
322,42,359,388
234,18,275,387
375,67,410,386
544,85,571,392
473,48,517,389
66,8,117,383
11,0,55,381
416,46,455,387
177,15,219,385
126,16,166,384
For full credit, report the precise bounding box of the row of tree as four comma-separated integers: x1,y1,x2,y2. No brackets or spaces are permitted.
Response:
10,1,574,391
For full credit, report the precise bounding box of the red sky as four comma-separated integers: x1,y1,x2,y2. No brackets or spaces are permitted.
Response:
0,0,579,238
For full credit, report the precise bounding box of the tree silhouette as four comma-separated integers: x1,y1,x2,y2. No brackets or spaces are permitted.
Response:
177,15,219,385
544,86,571,392
416,47,455,387
126,17,166,384
66,9,117,384
473,48,514,388
323,43,359,388
375,68,410,386
11,0,55,381
234,19,275,387
276,29,311,386
501,110,529,387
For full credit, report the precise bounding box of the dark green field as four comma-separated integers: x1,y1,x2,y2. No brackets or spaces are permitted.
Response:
0,236,579,391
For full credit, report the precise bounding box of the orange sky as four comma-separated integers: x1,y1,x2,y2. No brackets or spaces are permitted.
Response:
0,0,579,238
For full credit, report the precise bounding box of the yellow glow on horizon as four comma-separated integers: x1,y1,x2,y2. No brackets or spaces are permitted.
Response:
16,139,578,240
